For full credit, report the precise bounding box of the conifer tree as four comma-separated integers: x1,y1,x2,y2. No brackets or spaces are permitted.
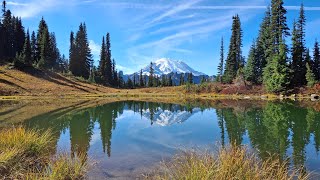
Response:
105,33,112,84
30,31,37,64
37,17,49,66
21,30,32,66
291,4,306,86
133,73,137,88
69,31,75,72
139,69,144,87
69,23,93,79
38,26,49,69
188,73,193,84
99,36,106,82
223,15,242,83
263,43,290,93
217,37,224,82
168,75,173,86
313,40,320,80
244,41,258,83
161,75,166,86
48,32,60,69
270,0,290,54
180,74,184,85
263,0,290,92
256,7,272,84
306,62,316,88
112,59,117,86
148,62,154,87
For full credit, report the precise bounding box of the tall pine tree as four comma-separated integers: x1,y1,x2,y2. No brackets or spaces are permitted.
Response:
21,30,32,66
313,40,320,80
69,23,93,79
256,7,272,84
291,4,306,87
148,62,154,87
217,37,224,82
99,36,106,83
244,41,258,83
263,0,290,92
105,33,112,85
223,15,242,83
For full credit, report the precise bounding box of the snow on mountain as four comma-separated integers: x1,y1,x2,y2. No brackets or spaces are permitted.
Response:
142,107,201,126
140,58,206,76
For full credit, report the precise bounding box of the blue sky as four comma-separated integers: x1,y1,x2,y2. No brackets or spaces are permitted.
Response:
7,0,320,75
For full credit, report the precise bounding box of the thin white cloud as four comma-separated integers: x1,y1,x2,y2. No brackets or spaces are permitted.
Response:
149,0,202,24
8,0,97,18
6,1,28,6
89,40,100,62
9,0,59,18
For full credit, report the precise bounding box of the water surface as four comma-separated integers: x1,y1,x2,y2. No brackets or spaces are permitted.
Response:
1,100,320,179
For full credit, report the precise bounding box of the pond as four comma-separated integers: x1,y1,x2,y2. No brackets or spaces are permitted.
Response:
1,99,320,179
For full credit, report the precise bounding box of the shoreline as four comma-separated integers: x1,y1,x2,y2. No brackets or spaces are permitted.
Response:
0,92,319,101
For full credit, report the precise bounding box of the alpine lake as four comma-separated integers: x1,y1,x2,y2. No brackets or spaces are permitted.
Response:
1,98,320,179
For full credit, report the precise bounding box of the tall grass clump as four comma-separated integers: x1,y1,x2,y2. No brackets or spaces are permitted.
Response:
46,154,87,180
0,127,53,178
145,145,311,180
0,127,88,179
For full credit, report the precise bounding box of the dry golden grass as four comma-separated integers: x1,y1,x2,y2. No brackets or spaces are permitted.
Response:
0,127,88,179
144,145,311,180
0,65,119,96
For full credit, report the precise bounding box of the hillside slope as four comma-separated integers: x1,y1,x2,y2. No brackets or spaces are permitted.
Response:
0,66,119,96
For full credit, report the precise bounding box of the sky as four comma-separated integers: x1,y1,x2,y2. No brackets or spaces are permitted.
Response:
6,0,320,75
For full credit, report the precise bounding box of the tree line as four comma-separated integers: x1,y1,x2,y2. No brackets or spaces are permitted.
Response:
217,0,320,93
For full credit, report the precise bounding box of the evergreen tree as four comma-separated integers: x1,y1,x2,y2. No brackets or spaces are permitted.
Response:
188,73,193,84
263,43,290,93
36,17,49,66
69,23,93,79
217,37,224,82
306,62,316,88
244,41,258,83
139,69,144,87
112,59,117,86
69,31,75,72
37,26,49,69
168,75,173,86
21,30,32,66
30,31,37,64
180,74,184,85
48,32,60,69
162,75,167,86
98,36,106,83
148,62,154,87
263,0,290,92
256,7,272,84
127,78,133,89
270,0,290,54
313,40,320,80
223,15,242,83
105,33,112,85
291,4,307,87
133,73,137,88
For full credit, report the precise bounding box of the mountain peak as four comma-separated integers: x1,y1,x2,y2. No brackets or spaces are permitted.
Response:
140,58,206,76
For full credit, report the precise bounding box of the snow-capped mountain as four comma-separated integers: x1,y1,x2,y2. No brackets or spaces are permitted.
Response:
142,107,201,126
140,58,206,76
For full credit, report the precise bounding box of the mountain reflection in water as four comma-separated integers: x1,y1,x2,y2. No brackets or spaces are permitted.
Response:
19,100,320,177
